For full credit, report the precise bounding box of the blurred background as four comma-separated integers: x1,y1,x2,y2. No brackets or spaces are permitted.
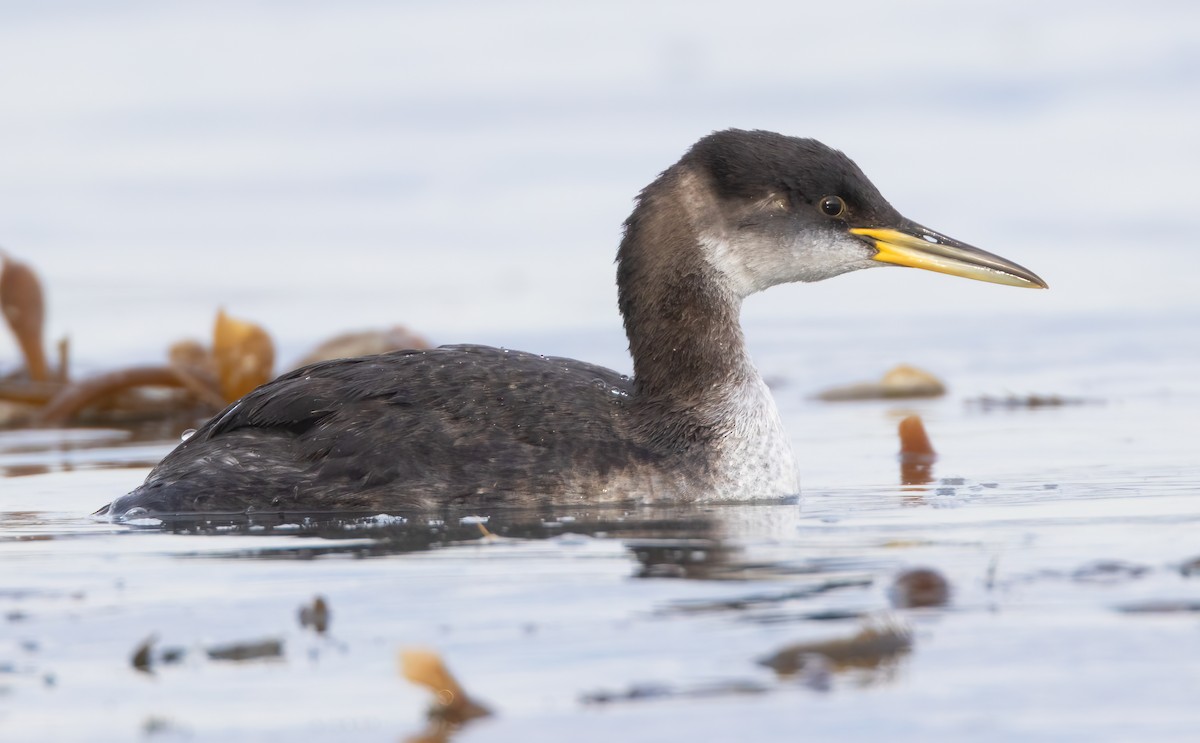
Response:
1,0,1197,371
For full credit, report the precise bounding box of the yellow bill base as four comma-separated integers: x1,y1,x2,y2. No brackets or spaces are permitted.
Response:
850,227,1048,289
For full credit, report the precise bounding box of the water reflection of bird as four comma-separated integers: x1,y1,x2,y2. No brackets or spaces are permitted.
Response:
103,129,1046,519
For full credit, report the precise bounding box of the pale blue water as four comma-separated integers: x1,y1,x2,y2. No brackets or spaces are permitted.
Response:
2,2,1200,741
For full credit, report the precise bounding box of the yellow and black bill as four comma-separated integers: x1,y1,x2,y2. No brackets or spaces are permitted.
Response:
851,222,1048,289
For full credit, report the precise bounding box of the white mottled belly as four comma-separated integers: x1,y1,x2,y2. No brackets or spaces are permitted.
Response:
701,373,799,501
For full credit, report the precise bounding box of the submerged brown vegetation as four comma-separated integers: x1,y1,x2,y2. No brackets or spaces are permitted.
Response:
0,251,429,429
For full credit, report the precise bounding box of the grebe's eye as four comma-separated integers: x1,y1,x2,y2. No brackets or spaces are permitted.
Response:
819,195,846,217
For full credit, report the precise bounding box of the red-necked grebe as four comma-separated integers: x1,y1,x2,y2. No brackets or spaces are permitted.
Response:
102,129,1046,519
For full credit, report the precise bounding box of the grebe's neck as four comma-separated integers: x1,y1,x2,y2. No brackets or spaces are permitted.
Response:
617,166,760,431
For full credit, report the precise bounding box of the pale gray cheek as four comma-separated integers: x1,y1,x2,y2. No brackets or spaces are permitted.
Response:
700,228,876,295
785,233,876,283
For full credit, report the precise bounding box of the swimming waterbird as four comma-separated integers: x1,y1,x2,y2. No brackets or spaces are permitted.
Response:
102,129,1046,519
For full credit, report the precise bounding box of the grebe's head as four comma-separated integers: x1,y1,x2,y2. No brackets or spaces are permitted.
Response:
676,129,1047,297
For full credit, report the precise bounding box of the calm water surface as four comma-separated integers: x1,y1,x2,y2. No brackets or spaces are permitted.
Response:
3,312,1199,742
